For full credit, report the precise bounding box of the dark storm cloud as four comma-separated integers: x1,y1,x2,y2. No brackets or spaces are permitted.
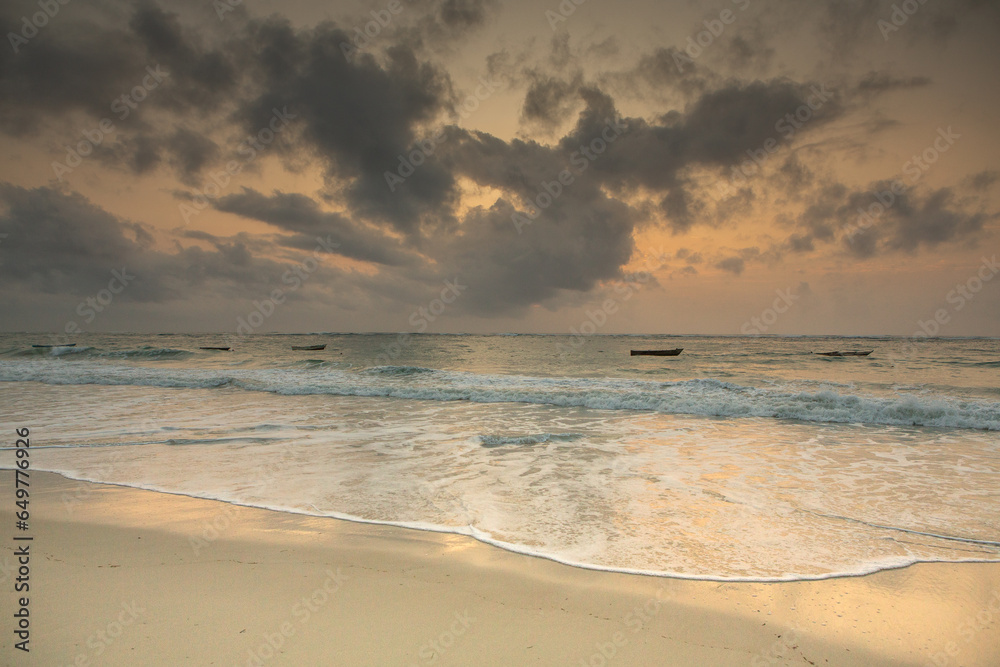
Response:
0,184,340,302
715,257,745,275
430,194,636,313
0,1,239,134
2,0,995,323
438,0,493,28
775,155,815,195
788,181,992,258
4,0,850,256
168,127,220,183
238,17,457,233
612,47,711,99
213,189,418,267
881,187,991,254
396,75,851,303
520,73,583,129
127,2,238,112
965,170,999,192
545,79,845,233
786,234,815,253
722,30,775,74
585,36,619,59
0,7,144,133
405,0,499,48
425,71,844,306
855,71,931,95
813,0,997,52
0,184,149,295
0,1,466,227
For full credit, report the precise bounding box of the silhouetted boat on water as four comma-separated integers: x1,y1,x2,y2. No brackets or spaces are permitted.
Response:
630,348,683,356
199,346,231,351
815,350,873,357
32,343,76,348
291,344,326,351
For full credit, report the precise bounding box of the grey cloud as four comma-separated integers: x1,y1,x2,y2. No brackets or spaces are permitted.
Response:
520,73,583,130
239,18,456,232
722,31,775,74
168,126,220,183
716,257,745,275
585,36,619,59
0,184,341,303
855,71,931,95
213,189,418,267
127,2,238,112
431,195,636,314
439,0,495,29
791,181,991,258
965,170,999,192
883,187,990,254
612,47,711,100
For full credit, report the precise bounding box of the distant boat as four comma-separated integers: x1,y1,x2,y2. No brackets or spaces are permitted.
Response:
815,350,873,357
291,344,326,351
631,348,683,356
199,346,232,351
32,343,76,348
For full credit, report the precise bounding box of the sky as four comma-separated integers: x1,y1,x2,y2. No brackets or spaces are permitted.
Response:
1,0,998,335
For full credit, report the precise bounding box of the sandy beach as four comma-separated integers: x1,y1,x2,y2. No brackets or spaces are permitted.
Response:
0,472,995,666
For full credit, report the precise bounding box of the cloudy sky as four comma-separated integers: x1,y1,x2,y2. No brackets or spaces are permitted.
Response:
1,0,998,335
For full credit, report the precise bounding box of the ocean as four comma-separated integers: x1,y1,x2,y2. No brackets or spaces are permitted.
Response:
1,332,998,581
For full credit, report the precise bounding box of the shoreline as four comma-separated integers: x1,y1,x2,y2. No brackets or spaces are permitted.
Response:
16,468,1000,585
1,471,998,665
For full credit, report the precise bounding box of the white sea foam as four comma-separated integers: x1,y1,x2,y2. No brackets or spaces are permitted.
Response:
1,361,998,430
2,334,998,581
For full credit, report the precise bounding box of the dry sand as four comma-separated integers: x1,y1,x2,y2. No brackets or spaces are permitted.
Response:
1,472,998,666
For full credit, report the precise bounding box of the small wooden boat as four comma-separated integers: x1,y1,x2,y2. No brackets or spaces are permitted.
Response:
631,348,683,356
32,343,76,348
199,346,232,351
291,344,326,351
815,350,873,357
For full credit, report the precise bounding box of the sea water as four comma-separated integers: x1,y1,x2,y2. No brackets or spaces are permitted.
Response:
1,333,997,580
